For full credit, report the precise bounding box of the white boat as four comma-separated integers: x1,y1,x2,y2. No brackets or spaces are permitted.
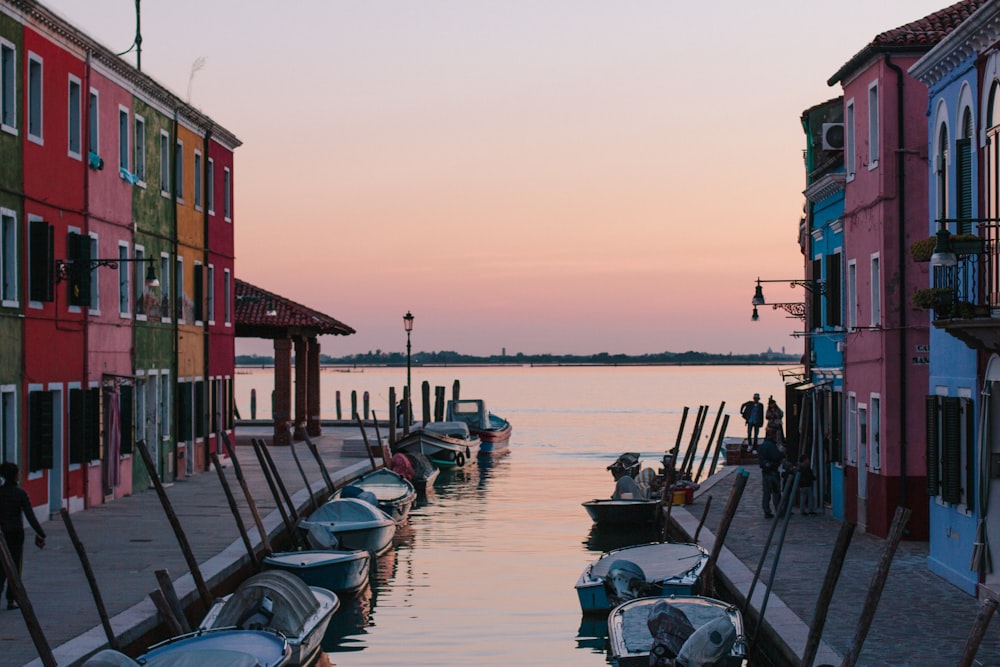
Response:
607,595,748,666
334,467,417,523
575,542,709,614
298,497,396,555
199,570,339,667
445,399,512,456
392,421,479,468
136,627,292,667
263,549,371,596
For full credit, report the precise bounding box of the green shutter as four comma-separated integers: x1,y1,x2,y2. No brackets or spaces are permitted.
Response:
69,388,85,464
965,398,975,507
926,395,940,494
120,385,134,455
86,388,100,461
942,397,962,504
29,391,54,472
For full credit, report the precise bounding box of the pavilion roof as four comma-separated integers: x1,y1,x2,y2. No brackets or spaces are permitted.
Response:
235,279,355,339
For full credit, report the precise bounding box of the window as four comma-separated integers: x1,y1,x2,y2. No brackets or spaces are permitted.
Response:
988,83,1000,226
28,216,53,304
28,389,54,472
67,76,81,158
68,387,99,465
207,158,215,214
845,100,856,180
175,140,184,201
825,252,842,328
871,395,881,471
176,256,184,322
159,130,170,195
135,376,146,446
207,264,215,323
224,268,231,325
0,386,16,467
847,260,857,330
88,234,99,312
847,393,857,464
118,243,130,316
223,167,232,221
159,372,171,439
0,39,15,133
957,108,974,234
159,253,170,321
118,106,129,174
1,208,17,305
134,115,146,184
868,82,879,168
88,89,98,155
926,394,975,509
937,122,949,223
194,150,203,209
27,52,42,144
193,261,203,324
870,254,881,326
134,246,146,318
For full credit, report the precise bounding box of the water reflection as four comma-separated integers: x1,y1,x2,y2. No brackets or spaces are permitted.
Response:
584,521,661,554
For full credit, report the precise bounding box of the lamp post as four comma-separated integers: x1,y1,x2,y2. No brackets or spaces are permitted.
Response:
403,311,414,423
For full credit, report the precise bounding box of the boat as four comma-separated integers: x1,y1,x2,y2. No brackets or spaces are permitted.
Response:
445,398,512,455
333,467,417,523
298,496,396,555
392,421,479,468
199,570,339,667
262,549,371,596
403,451,440,492
607,595,748,667
575,542,709,614
582,497,660,526
136,628,291,667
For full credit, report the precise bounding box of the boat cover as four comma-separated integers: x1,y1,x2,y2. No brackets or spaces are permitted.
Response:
304,497,390,524
141,648,266,667
615,597,733,658
675,614,736,667
588,543,707,581
82,650,140,666
390,453,414,481
139,629,289,667
647,599,695,662
339,484,379,507
422,421,472,439
206,571,320,639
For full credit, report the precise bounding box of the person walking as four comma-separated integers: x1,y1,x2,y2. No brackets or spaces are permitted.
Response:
796,454,817,515
740,393,764,452
0,462,46,610
757,437,784,519
765,396,784,446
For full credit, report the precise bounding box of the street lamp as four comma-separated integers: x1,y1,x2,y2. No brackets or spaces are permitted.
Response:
403,311,414,423
750,277,823,321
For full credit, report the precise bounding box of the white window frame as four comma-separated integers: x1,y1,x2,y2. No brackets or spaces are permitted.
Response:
118,105,130,175
847,259,857,330
176,256,185,324
223,167,232,221
1,207,17,307
207,263,215,325
0,385,16,469
26,51,42,145
118,242,130,317
0,38,16,135
207,157,215,214
67,75,82,160
134,114,146,186
134,245,147,321
845,99,856,181
870,394,881,471
847,392,857,465
224,268,231,326
159,129,170,196
175,139,184,203
870,253,881,326
88,88,99,156
868,81,879,169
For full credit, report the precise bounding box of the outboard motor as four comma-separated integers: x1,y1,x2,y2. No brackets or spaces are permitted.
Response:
647,599,695,666
608,452,641,479
606,559,645,602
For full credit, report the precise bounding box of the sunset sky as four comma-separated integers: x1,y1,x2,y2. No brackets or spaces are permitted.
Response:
40,0,953,357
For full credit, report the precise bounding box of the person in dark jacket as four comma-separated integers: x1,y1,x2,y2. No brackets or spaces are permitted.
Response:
757,438,784,519
740,393,764,452
0,462,46,610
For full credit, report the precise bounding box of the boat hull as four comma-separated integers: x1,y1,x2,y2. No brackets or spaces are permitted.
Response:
393,429,476,468
299,498,397,556
583,499,659,526
262,550,371,595
335,468,417,524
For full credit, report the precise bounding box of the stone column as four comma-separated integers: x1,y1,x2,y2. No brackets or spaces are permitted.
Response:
307,336,322,436
294,336,308,441
272,337,292,446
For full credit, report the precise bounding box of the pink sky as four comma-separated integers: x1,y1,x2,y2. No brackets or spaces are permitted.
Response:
39,0,952,357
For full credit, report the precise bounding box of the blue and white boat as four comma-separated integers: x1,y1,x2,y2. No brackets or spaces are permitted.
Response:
298,497,396,555
262,549,371,596
575,542,709,614
136,628,291,666
392,421,479,468
199,570,338,667
334,467,416,523
446,399,512,456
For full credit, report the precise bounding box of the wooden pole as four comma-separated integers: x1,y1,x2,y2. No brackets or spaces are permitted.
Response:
356,412,379,471
59,508,118,650
250,438,300,546
422,380,431,424
958,596,1000,667
372,411,392,466
702,468,749,597
695,403,725,482
801,521,856,667
389,387,397,447
435,385,445,421
303,433,336,496
678,406,703,477
452,379,461,401
839,506,912,667
288,441,319,514
135,440,214,611
744,473,797,618
351,391,358,423
257,438,300,523
335,390,342,420
363,391,370,420
681,406,708,479
210,452,259,567
707,415,730,479
670,407,690,469
155,569,193,633
0,532,56,666
148,589,185,637
221,431,273,556
693,495,713,543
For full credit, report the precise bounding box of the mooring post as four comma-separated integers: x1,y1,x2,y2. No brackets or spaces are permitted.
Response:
211,452,259,567
695,402,725,482
693,495,713,543
801,521,856,667
60,508,118,650
303,433,336,496
155,569,193,634
0,532,56,666
702,468,749,597
250,438,301,548
707,415,730,479
221,431,274,556
958,596,1000,667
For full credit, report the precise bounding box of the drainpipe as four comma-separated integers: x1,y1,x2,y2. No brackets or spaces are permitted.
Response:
202,125,212,470
172,109,179,480
81,50,93,508
885,55,909,518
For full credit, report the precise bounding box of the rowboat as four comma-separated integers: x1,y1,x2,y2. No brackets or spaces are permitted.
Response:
582,498,660,526
199,570,339,667
262,549,371,596
392,421,478,468
446,399,512,455
136,628,291,666
575,542,709,614
334,467,417,523
607,595,748,666
298,497,396,555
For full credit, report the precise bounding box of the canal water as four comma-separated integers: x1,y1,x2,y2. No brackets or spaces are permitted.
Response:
235,365,787,666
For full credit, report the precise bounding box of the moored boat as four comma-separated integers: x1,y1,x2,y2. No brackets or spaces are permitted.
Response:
298,497,396,555
136,627,291,667
446,398,512,455
582,498,660,526
334,467,417,523
607,595,748,666
575,542,709,614
262,549,371,596
392,421,478,468
199,570,338,667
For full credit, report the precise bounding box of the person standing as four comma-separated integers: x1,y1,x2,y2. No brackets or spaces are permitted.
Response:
796,454,817,515
757,437,784,519
765,396,784,446
0,462,46,610
740,393,764,451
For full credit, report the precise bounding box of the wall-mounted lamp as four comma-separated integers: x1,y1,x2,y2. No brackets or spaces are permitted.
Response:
56,257,158,287
750,277,820,321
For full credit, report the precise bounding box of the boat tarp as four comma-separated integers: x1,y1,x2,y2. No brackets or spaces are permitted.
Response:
422,421,472,439
141,648,267,667
618,598,730,656
82,649,140,666
207,570,319,638
305,497,388,524
589,543,706,581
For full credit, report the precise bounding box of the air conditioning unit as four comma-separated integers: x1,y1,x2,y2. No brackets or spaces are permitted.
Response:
821,123,845,151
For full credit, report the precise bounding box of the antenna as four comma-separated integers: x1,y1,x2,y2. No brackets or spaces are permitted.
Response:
115,0,142,71
187,56,207,103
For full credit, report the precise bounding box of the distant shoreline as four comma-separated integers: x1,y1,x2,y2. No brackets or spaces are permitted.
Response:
236,360,798,370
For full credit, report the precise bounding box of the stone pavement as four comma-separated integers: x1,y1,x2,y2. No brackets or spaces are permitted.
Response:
671,465,1000,667
1,425,373,667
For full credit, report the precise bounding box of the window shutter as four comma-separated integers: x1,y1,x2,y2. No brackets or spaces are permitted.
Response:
193,265,204,322
67,232,91,308
926,395,940,494
29,219,53,302
941,397,962,503
179,382,192,442
964,398,975,507
86,388,100,461
69,388,85,464
29,391,54,472
195,380,205,439
956,137,973,232
120,385,134,455
826,256,841,328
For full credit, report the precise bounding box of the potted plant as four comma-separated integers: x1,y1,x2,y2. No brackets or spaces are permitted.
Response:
912,287,955,317
910,236,936,262
950,233,986,256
